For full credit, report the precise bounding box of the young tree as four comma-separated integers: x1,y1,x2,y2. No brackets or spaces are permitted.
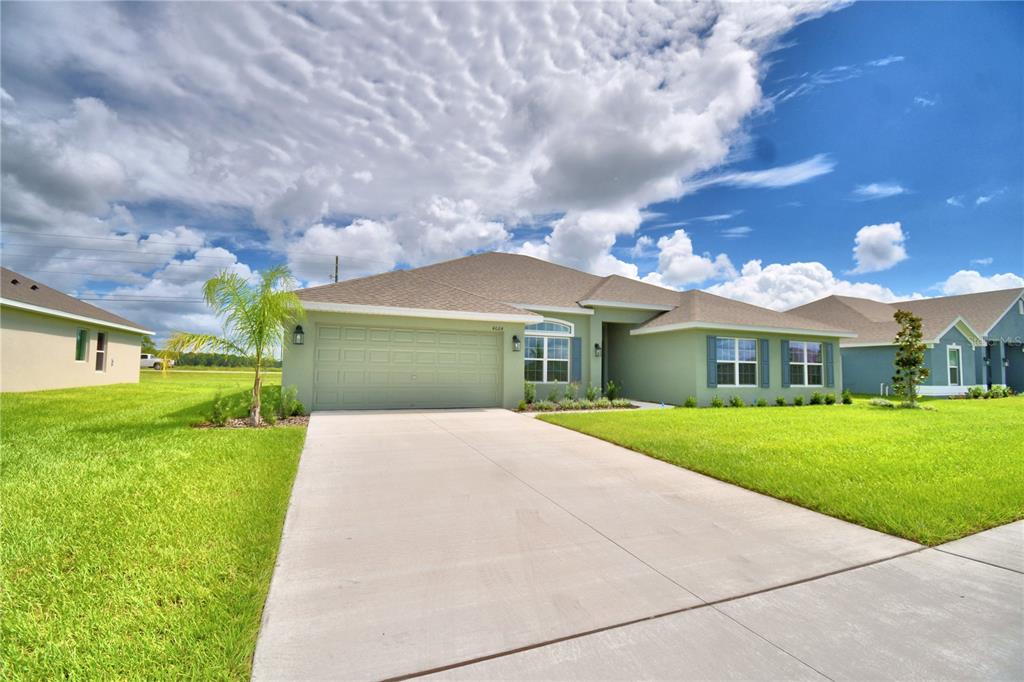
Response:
141,335,159,354
891,309,929,404
166,266,304,426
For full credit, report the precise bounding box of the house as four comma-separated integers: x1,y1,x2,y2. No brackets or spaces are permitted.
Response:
789,287,1024,396
0,267,152,392
282,252,854,409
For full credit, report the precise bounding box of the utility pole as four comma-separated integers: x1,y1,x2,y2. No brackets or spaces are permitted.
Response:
333,256,339,283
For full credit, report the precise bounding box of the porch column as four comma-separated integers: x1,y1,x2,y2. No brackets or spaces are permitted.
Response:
991,341,1007,386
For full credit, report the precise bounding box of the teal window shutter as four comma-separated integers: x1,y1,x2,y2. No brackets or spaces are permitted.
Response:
781,340,790,388
570,337,582,382
759,338,769,388
706,335,718,388
825,342,834,387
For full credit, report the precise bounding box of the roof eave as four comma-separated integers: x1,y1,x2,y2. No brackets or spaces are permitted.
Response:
630,320,857,338
301,300,542,323
508,303,594,316
0,297,153,335
578,299,675,312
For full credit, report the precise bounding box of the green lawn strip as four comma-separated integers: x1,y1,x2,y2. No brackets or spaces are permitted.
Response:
1,373,305,679
539,398,1024,545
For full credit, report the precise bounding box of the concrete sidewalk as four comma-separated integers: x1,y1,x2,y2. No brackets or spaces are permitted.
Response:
252,410,1019,680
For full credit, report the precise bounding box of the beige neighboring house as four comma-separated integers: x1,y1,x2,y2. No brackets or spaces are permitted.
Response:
1,267,152,392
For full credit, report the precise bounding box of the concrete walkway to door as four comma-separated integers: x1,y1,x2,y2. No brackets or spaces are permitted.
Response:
253,409,1022,681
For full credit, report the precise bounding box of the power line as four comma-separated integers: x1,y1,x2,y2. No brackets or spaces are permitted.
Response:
2,251,342,269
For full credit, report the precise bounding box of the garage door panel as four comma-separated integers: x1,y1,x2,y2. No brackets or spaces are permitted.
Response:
313,323,502,410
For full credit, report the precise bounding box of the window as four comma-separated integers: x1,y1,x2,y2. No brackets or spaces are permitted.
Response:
789,341,823,386
75,329,88,362
716,337,757,386
95,332,107,372
948,346,961,385
1018,299,1023,315
524,319,572,383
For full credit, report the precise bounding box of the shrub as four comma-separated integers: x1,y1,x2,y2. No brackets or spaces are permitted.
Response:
565,382,579,400
684,396,698,408
210,392,232,426
611,398,632,408
585,384,600,401
756,398,768,407
594,397,612,409
604,380,621,400
986,385,1009,399
841,389,853,405
824,393,837,405
259,400,278,426
809,392,825,405
578,399,595,410
547,386,562,403
897,401,936,411
279,385,305,417
524,382,537,404
558,398,580,410
967,386,985,399
793,395,805,406
729,395,745,408
517,399,527,411
533,400,558,412
869,398,895,408
775,396,786,406
710,395,724,408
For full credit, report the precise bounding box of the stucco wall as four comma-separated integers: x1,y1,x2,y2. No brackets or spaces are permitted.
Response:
924,325,978,388
841,346,897,395
0,307,142,392
607,326,844,406
987,295,1024,344
282,310,525,409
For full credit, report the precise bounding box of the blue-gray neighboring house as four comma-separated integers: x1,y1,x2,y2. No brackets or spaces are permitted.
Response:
790,287,1024,396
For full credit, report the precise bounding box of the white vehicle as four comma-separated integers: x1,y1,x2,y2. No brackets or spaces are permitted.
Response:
140,353,173,370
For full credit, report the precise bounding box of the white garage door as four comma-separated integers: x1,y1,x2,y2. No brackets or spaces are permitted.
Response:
312,324,502,410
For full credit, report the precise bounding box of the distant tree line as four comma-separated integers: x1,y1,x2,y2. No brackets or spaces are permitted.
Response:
171,352,282,368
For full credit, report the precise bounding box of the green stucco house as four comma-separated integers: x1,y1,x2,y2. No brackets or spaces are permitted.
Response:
790,287,1024,396
282,252,853,410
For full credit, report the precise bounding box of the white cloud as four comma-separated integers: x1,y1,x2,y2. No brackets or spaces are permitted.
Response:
852,182,906,200
706,259,916,310
286,220,403,284
683,154,835,193
868,55,904,67
914,96,936,107
720,226,753,239
641,228,735,287
975,193,999,205
937,270,1024,296
850,222,908,274
630,235,654,259
1,0,843,297
970,257,993,266
946,196,964,207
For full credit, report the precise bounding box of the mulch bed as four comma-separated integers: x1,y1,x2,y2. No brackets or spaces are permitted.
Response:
193,415,310,429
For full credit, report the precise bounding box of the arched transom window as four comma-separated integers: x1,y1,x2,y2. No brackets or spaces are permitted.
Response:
524,318,572,382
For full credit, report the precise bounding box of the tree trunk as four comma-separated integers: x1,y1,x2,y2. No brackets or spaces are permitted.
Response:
250,368,263,427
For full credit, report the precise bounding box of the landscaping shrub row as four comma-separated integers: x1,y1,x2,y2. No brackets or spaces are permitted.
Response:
957,385,1016,400
687,389,854,408
519,381,633,412
205,384,306,426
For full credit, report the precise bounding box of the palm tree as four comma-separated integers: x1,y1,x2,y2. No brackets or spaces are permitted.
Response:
166,266,304,426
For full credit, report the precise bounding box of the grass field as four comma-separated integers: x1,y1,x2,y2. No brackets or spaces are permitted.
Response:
540,397,1024,545
142,366,282,373
1,373,305,679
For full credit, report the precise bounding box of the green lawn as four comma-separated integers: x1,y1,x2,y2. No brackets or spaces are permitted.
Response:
143,366,281,373
1,373,306,679
540,398,1024,545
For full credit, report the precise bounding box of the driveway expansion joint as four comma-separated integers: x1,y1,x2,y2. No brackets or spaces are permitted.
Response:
934,547,1024,575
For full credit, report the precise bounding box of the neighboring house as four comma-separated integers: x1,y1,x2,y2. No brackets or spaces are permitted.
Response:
790,287,1024,396
282,252,854,410
0,268,152,392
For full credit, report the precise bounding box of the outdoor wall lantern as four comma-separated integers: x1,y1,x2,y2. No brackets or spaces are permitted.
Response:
512,335,521,352
292,325,305,345
1004,355,1010,367
594,342,602,357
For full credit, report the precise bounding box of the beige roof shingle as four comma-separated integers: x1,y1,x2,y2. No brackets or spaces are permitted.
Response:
1,267,150,333
789,288,1024,345
297,252,853,336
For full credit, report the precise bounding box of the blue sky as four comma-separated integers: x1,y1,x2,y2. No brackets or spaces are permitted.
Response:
1,2,1021,337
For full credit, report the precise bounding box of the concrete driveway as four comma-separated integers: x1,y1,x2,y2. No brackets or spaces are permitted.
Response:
253,409,1022,681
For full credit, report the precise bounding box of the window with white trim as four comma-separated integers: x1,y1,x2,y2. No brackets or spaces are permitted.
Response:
75,328,88,362
716,337,757,386
1018,299,1023,315
524,319,572,383
947,345,962,385
789,341,823,386
95,332,107,372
